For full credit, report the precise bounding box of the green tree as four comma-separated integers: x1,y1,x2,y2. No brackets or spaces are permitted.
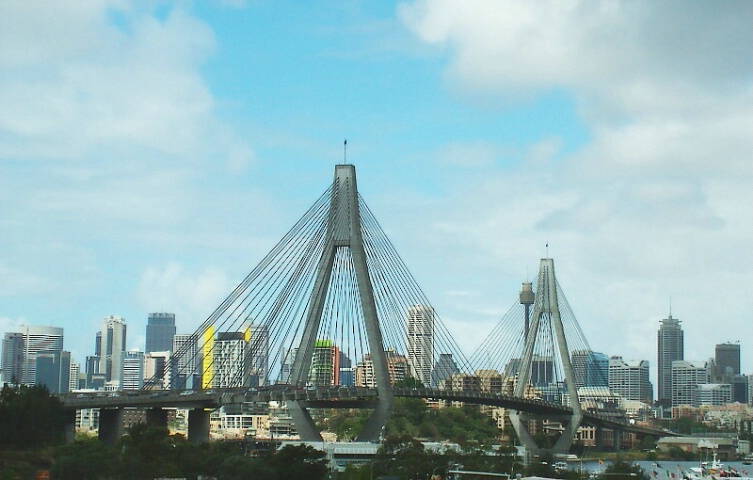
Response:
269,444,328,479
51,437,120,480
0,384,66,449
596,458,649,480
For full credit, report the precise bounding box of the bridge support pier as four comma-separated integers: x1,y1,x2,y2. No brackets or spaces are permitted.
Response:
98,408,124,445
613,428,623,451
187,408,210,444
287,401,322,441
288,165,394,442
64,409,77,443
510,259,583,455
146,408,168,430
595,427,605,450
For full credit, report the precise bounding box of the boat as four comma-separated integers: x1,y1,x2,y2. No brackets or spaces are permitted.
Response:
683,451,743,480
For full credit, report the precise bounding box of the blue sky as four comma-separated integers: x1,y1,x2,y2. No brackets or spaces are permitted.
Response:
1,0,751,385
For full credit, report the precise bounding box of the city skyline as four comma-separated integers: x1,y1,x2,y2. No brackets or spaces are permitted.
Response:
0,2,750,380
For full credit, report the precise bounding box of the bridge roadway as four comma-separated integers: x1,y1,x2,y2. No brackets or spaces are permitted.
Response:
60,385,635,432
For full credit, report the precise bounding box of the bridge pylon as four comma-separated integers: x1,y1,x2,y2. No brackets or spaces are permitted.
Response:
509,258,583,455
287,165,393,441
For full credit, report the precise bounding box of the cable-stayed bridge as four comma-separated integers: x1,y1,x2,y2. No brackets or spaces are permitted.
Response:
61,165,656,453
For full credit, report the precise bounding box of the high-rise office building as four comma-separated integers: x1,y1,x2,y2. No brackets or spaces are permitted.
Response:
714,342,741,380
144,351,171,389
339,351,355,387
36,350,71,393
671,360,708,408
69,362,81,391
1,332,24,383
309,339,338,387
572,350,609,388
99,316,126,385
145,313,176,354
1,326,64,385
213,332,247,388
279,346,297,384
586,352,610,387
407,305,434,387
571,350,589,388
657,312,683,406
172,334,201,390
698,383,732,406
247,323,269,387
431,353,459,388
121,350,144,390
608,356,653,403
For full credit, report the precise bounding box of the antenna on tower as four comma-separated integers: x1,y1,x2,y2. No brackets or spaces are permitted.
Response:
343,139,347,164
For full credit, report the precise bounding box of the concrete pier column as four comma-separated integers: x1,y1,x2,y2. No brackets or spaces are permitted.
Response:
98,408,124,445
146,408,168,430
63,409,77,443
594,426,605,450
187,408,210,444
612,428,623,451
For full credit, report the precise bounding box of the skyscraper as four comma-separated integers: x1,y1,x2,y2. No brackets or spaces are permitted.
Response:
431,353,459,388
213,332,247,388
309,339,337,387
35,350,71,394
608,356,653,403
1,332,24,383
714,342,741,380
121,350,144,390
586,351,610,387
145,313,176,354
247,323,269,387
1,326,64,385
172,333,201,390
657,312,683,406
671,360,708,408
407,305,434,387
99,316,127,385
279,346,297,384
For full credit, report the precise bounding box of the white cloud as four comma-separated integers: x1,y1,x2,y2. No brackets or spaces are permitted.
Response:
0,1,225,161
135,263,235,333
393,0,752,371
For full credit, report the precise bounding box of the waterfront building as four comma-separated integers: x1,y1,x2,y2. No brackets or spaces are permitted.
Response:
608,356,653,403
658,312,684,407
145,313,176,354
407,305,434,387
1,326,64,385
99,316,127,385
671,360,708,408
697,383,733,406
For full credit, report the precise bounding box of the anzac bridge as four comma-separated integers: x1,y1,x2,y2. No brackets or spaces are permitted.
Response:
62,165,659,454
